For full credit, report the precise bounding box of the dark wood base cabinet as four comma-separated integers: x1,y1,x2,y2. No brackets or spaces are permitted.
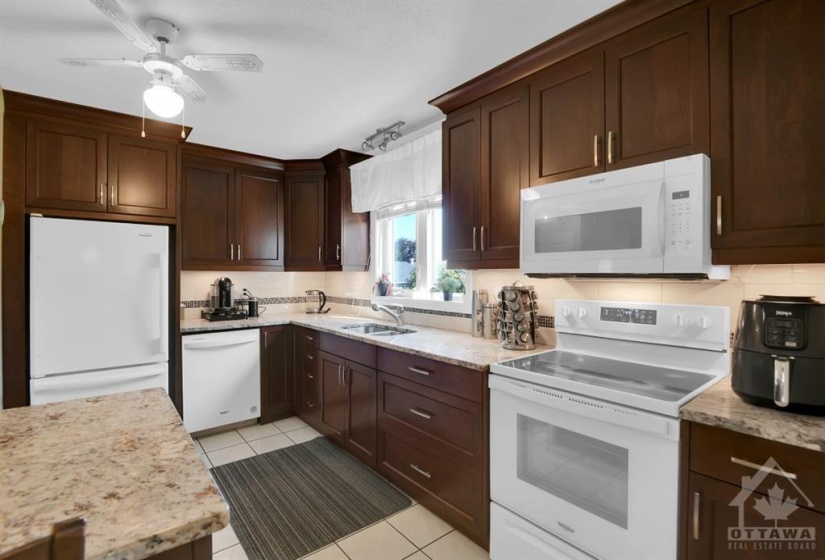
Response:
294,332,489,548
260,326,293,424
681,422,825,559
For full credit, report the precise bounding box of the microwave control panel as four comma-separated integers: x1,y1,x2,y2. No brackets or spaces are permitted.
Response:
668,189,694,251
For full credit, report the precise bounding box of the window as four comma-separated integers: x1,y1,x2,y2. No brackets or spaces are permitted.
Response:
372,197,469,311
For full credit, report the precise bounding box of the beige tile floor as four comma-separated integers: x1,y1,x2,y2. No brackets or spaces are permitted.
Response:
198,416,490,560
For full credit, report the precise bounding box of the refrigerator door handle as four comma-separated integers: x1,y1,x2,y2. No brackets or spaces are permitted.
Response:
33,369,164,392
159,254,168,357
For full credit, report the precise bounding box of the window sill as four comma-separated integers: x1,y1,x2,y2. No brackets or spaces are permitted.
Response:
371,293,470,314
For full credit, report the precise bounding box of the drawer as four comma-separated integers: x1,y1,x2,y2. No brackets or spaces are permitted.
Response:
296,327,319,347
379,372,482,464
377,347,484,403
690,422,825,515
320,332,376,368
379,427,477,520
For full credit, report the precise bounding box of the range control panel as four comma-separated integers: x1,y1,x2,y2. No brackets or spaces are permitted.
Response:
600,306,658,325
764,317,805,349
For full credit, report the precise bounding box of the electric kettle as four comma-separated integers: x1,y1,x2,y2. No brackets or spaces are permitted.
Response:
306,290,329,314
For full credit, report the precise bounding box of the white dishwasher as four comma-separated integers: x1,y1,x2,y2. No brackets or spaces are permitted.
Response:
182,329,261,433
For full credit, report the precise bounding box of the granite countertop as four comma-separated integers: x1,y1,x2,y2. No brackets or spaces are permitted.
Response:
181,313,549,370
682,376,825,452
0,389,228,559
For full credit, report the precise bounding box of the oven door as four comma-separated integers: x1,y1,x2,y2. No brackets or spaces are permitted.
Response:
489,374,680,560
520,177,665,275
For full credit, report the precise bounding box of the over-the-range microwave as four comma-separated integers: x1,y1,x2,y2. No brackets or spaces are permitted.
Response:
520,154,730,279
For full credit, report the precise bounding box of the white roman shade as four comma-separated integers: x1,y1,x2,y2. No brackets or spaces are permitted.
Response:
350,128,441,213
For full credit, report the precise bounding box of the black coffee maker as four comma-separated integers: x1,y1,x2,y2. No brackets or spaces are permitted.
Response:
732,295,825,415
202,277,247,321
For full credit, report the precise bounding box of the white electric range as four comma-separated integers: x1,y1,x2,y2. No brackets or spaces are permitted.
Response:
489,299,730,560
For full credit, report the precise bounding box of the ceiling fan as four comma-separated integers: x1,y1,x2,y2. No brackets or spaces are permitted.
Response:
60,0,263,119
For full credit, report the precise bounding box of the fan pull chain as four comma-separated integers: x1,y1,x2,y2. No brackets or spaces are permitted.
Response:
141,100,146,138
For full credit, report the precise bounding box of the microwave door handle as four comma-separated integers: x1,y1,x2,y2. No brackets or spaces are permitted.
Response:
658,181,666,254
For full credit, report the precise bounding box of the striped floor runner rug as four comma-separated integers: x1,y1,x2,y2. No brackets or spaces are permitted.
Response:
211,437,412,560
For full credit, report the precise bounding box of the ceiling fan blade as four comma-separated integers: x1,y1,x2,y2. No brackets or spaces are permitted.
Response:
182,54,263,72
176,75,210,103
88,0,156,52
59,58,143,68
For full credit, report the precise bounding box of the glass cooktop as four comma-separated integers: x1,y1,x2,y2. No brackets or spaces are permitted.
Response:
499,350,715,402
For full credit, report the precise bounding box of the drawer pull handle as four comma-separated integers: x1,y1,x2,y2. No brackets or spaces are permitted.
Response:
409,463,431,479
692,492,700,540
731,456,797,480
307,373,314,380
409,408,433,420
409,366,432,377
307,401,314,408
306,335,314,341
306,354,314,360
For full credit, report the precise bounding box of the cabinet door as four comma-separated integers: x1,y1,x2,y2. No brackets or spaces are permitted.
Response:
324,172,342,268
181,159,235,268
285,175,325,270
529,48,605,185
709,0,825,263
108,135,177,217
235,169,284,267
25,119,107,212
687,472,825,560
260,326,292,423
604,4,709,170
319,351,348,440
345,361,377,468
480,83,528,264
339,167,370,271
443,107,481,264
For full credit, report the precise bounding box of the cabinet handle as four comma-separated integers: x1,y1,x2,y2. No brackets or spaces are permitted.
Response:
264,331,268,349
730,456,797,479
409,408,433,420
307,373,314,380
408,366,432,377
306,335,314,341
109,184,115,206
593,135,600,167
99,184,105,206
336,244,340,261
409,463,431,479
230,245,234,261
306,354,314,361
307,400,314,408
716,196,723,236
472,227,477,251
343,365,348,386
692,492,700,540
318,246,322,262
607,131,615,164
237,244,242,261
480,226,485,252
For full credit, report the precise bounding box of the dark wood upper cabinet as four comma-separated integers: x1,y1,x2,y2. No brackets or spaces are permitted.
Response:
443,83,528,269
25,119,108,213
604,4,709,170
321,149,371,271
284,173,325,271
181,160,235,268
529,48,605,184
260,326,293,423
443,106,482,265
181,145,284,271
710,0,825,264
108,134,176,217
235,170,284,267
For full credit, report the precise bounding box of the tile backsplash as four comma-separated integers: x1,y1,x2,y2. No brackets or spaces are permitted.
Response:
181,264,825,338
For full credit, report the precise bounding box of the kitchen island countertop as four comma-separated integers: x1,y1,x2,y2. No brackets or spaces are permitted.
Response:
181,312,550,370
681,376,825,452
0,388,228,559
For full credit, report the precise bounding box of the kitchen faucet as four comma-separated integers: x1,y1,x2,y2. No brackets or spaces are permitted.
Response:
372,303,405,328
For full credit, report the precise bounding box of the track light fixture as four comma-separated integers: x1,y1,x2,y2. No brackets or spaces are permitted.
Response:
362,121,405,152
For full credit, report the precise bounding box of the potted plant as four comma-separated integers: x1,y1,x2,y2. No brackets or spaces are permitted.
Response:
374,273,393,297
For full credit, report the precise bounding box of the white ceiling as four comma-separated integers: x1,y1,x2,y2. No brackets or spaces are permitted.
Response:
0,0,621,160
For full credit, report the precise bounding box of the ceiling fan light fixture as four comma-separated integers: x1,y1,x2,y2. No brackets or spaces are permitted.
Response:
143,82,184,118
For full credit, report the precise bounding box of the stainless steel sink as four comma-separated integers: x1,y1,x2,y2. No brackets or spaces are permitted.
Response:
340,323,416,336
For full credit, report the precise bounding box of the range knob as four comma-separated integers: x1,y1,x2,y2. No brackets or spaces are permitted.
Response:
696,316,712,329
577,308,587,319
674,314,686,327
562,307,572,318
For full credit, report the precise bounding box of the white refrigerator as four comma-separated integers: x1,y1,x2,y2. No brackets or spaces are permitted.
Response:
29,217,169,405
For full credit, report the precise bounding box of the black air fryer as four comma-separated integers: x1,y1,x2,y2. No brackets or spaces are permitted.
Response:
732,295,825,415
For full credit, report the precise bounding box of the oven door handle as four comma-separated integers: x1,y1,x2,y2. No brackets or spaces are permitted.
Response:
489,375,678,439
